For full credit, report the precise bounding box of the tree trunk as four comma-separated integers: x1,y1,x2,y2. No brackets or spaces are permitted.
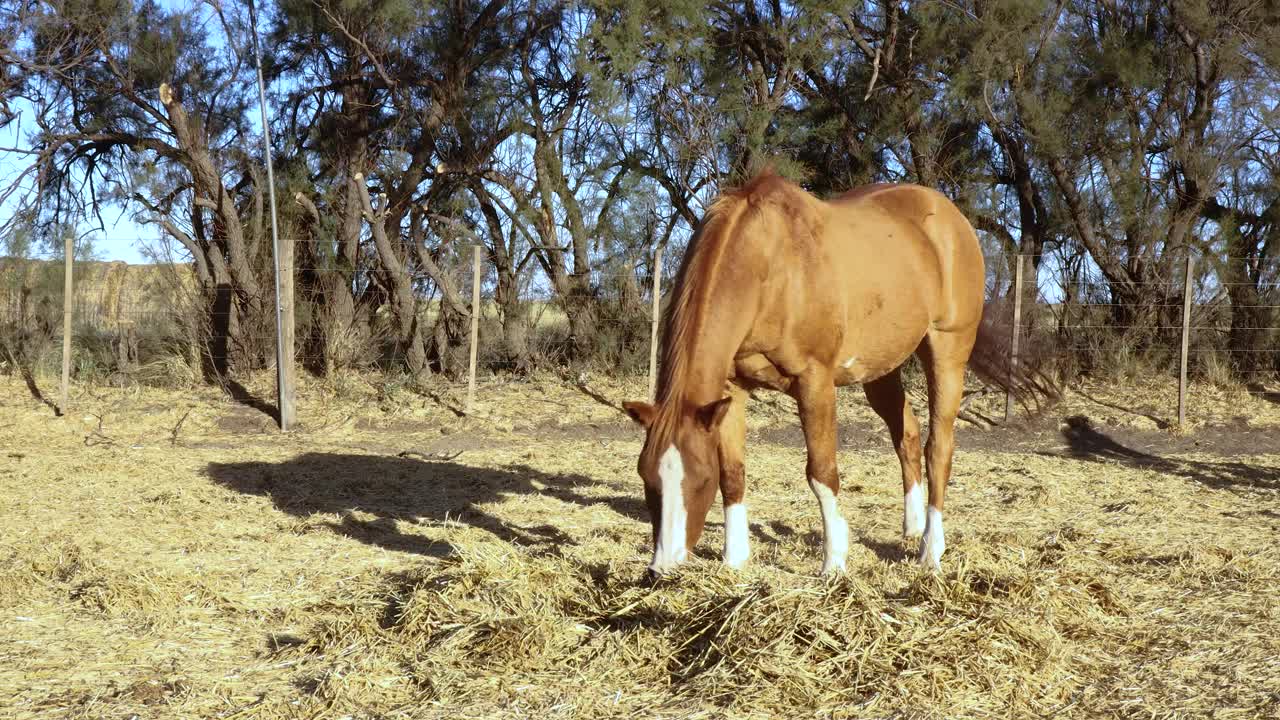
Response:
410,206,474,376
494,268,529,369
354,174,428,376
468,187,531,371
159,84,266,375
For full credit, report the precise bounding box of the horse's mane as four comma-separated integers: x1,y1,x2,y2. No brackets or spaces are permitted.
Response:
645,168,806,455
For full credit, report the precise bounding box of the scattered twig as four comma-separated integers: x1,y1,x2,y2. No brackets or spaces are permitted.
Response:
529,396,570,409
958,407,1000,429
960,386,994,413
84,413,117,447
169,409,192,446
560,371,619,412
398,449,464,462
422,389,467,418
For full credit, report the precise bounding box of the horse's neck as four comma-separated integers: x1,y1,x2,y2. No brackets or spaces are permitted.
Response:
661,260,757,409
662,334,732,409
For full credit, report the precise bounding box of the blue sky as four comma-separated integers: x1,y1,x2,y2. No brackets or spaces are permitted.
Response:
0,107,157,263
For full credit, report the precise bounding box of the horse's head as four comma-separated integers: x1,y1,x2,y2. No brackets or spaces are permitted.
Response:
622,397,733,579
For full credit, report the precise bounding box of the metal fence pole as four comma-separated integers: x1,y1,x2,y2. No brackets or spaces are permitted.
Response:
248,0,292,431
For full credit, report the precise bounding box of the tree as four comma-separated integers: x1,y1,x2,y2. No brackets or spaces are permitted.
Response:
277,0,524,376
11,0,278,376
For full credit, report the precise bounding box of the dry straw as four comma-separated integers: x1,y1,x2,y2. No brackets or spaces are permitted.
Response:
1,371,1278,719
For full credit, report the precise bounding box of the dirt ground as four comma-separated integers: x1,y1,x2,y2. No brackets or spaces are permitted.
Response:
2,371,1278,719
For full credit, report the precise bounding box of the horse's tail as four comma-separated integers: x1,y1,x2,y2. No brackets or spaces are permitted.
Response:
966,300,1062,415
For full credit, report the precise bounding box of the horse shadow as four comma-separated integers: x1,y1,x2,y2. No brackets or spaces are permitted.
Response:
1074,388,1172,429
1044,415,1279,493
205,453,649,557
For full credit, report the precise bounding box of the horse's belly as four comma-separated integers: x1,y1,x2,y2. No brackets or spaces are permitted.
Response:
732,353,793,392
834,346,914,385
834,311,930,385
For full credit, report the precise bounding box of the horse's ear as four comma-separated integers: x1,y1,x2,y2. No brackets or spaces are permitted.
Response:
622,400,657,428
695,397,733,432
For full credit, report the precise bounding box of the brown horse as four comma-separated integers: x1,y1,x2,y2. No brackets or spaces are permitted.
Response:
623,170,997,577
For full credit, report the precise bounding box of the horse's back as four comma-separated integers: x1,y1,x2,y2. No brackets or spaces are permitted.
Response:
831,182,900,204
722,175,985,388
830,182,969,234
825,183,985,332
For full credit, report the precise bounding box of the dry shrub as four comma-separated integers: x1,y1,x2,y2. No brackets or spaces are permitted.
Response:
325,304,384,373
1055,327,1176,386
1195,346,1242,390
134,353,201,388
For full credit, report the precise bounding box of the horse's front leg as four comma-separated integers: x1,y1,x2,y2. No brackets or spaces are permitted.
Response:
719,385,750,569
794,372,847,574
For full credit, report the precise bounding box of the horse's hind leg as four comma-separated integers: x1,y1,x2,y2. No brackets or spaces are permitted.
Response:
862,368,925,539
917,329,977,570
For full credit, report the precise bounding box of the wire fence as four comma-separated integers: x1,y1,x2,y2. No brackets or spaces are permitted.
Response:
989,254,1280,355
2,248,1278,426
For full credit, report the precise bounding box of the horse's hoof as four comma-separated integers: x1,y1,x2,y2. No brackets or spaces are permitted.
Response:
916,537,944,571
917,508,945,570
820,557,847,575
916,550,942,572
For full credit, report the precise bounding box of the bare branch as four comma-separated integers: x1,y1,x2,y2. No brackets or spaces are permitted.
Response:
863,47,882,101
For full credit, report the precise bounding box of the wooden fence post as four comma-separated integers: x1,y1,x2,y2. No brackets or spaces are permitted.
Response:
1178,254,1194,427
60,234,73,414
1005,253,1024,423
465,244,482,414
648,245,664,402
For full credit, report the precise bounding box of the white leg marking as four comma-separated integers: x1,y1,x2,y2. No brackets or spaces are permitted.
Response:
809,478,849,574
919,506,946,570
648,445,687,575
903,484,925,538
722,503,750,569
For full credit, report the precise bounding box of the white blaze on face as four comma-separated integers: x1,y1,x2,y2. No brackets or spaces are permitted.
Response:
809,478,849,574
722,503,750,569
648,445,688,574
903,484,925,538
919,506,946,570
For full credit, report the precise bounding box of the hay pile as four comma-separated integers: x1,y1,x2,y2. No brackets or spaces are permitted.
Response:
261,527,1278,719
